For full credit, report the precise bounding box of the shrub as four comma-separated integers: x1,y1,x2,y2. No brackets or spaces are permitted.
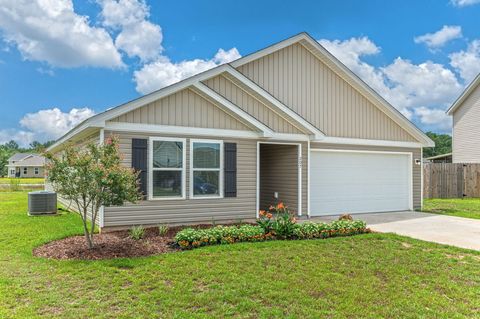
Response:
258,202,297,239
339,214,353,221
158,225,169,236
129,225,145,240
175,225,269,249
293,220,369,239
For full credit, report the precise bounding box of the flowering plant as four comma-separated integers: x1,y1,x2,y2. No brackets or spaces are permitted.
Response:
257,202,297,239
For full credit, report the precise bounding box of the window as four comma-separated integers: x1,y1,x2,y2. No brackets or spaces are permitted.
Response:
10,169,15,176
34,167,39,175
23,167,27,175
191,140,223,198
149,137,186,199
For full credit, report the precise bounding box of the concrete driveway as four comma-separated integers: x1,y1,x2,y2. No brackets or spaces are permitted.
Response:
309,211,480,251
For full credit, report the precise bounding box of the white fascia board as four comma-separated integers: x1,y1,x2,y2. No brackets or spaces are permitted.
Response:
47,122,104,153
192,82,274,137
231,32,432,147
225,66,325,139
447,74,480,115
313,136,425,149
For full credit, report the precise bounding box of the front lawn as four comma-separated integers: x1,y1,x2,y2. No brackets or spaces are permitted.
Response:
1,192,479,318
423,198,480,220
0,177,44,184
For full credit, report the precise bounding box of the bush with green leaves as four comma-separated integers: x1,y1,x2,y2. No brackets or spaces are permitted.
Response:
258,202,297,238
175,225,269,249
129,225,145,240
158,225,169,236
293,220,368,239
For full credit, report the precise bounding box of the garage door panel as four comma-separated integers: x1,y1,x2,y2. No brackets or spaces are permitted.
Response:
310,151,411,216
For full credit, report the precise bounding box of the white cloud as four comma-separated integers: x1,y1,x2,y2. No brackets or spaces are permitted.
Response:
98,0,162,62
319,37,463,130
0,0,124,68
414,25,462,49
133,47,241,94
450,0,480,7
0,129,35,146
449,39,480,83
414,106,452,131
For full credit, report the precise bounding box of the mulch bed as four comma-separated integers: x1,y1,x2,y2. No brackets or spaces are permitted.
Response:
33,224,228,260
33,227,182,260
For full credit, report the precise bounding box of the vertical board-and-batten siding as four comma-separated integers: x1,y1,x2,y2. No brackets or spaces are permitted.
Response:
236,43,417,142
203,74,304,134
102,131,257,227
259,144,298,211
452,84,480,163
310,143,422,210
110,88,252,131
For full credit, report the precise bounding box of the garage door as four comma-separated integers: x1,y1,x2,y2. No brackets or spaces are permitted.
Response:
310,150,412,216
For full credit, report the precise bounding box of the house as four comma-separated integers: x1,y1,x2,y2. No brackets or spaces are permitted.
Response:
424,153,452,163
47,32,434,231
447,73,480,163
6,153,45,178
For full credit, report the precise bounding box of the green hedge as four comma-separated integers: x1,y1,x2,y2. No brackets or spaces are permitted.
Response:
174,220,369,249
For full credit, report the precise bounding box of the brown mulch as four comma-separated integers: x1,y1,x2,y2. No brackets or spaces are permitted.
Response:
33,227,180,260
32,224,238,260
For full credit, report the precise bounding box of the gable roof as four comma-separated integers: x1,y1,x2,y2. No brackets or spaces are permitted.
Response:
447,73,480,115
48,32,433,152
7,154,45,167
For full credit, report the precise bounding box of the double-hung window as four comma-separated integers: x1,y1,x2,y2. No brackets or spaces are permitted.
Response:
149,137,186,200
191,140,223,198
23,167,27,175
34,167,39,175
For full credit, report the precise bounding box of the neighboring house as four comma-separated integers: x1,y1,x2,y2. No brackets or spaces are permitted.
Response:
447,73,480,163
6,153,45,178
47,32,434,231
424,153,452,163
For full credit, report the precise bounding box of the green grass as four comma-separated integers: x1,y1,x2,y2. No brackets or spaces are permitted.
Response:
423,198,480,220
0,177,44,184
0,192,479,318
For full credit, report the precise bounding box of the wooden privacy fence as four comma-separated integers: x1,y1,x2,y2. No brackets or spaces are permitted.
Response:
423,163,480,199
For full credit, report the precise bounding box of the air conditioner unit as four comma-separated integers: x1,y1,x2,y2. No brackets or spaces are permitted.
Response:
28,191,57,215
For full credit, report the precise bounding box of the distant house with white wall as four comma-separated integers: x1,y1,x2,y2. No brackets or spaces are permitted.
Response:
6,153,45,178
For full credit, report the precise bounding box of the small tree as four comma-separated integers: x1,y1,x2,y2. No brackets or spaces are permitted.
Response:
46,136,141,249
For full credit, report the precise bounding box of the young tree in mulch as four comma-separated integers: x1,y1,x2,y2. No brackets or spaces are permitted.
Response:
45,136,141,249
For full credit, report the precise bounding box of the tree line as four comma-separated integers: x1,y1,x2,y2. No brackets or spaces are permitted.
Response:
0,140,55,176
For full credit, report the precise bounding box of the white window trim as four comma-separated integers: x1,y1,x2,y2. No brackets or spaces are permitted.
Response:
148,137,186,201
190,139,224,199
34,167,39,175
23,167,27,175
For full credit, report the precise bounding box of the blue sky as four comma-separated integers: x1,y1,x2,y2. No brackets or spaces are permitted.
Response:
1,0,480,146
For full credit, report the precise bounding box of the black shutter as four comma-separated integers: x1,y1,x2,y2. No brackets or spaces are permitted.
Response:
132,139,148,199
224,143,237,197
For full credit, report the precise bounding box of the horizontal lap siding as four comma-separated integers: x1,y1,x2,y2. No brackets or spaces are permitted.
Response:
259,144,298,211
452,85,480,163
103,131,257,227
110,88,251,131
310,143,422,210
237,43,417,142
203,75,303,134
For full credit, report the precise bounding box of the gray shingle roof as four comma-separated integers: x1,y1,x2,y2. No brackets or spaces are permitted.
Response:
8,153,45,167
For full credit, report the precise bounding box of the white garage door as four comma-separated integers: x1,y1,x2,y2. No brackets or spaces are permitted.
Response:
310,150,412,216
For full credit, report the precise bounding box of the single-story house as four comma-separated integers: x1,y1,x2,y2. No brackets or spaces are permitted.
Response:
447,73,480,163
47,32,434,231
424,153,452,163
6,153,45,178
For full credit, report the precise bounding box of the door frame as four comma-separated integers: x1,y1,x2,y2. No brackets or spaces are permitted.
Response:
309,148,414,215
256,141,303,218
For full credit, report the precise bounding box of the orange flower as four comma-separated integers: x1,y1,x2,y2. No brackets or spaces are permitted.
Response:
266,213,273,219
269,205,275,210
277,202,285,209
259,210,266,216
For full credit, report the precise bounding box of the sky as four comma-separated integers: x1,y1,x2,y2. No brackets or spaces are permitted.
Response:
1,0,480,146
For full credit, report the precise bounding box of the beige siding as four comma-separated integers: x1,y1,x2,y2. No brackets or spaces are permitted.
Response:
452,84,480,163
13,166,45,178
203,75,304,134
310,143,422,210
110,88,252,131
259,144,298,211
237,43,417,142
103,131,257,228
